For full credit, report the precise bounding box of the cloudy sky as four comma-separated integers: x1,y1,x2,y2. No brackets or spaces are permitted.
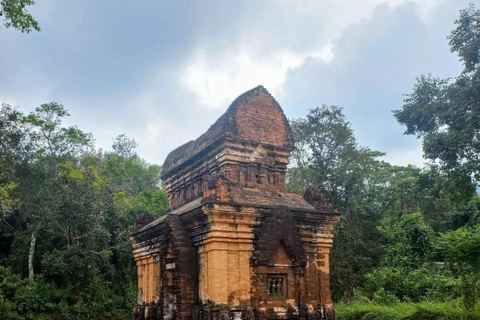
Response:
0,0,476,167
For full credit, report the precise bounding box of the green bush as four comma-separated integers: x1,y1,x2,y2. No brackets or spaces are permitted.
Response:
364,266,461,302
0,266,132,320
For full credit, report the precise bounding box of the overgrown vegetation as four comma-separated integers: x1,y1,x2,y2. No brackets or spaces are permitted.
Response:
287,4,480,317
0,103,168,319
336,301,480,320
0,4,479,320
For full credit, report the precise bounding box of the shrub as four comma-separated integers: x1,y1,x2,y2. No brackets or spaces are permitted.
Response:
0,266,132,320
365,265,462,302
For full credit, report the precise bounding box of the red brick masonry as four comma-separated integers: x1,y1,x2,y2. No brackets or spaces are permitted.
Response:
131,86,340,320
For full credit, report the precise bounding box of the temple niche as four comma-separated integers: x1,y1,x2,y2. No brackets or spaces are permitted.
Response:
130,86,340,320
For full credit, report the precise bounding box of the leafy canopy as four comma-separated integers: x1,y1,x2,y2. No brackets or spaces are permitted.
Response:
394,4,480,182
0,103,167,319
0,0,39,33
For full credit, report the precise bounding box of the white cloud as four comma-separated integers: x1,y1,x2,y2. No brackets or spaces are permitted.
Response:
179,0,445,112
1,0,471,167
181,44,341,111
132,117,185,163
382,143,425,167
182,49,306,109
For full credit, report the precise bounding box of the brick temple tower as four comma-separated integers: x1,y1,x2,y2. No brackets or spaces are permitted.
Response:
130,86,340,320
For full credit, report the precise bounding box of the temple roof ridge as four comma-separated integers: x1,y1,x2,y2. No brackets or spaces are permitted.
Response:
162,85,294,177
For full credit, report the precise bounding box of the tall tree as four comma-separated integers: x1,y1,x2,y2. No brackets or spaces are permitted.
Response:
19,103,93,280
394,4,480,183
288,105,476,300
0,101,168,318
288,105,385,299
0,104,23,233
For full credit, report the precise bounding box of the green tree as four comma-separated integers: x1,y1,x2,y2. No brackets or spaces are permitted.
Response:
394,4,480,183
18,103,93,281
0,0,39,33
437,224,480,309
0,104,24,232
288,105,476,301
288,105,384,198
391,6,480,305
380,213,435,269
288,105,386,299
363,213,462,304
0,101,168,318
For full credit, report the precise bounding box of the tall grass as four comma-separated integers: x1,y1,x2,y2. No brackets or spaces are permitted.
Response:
336,301,480,320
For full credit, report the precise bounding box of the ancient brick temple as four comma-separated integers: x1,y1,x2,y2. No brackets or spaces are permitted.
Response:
130,86,340,320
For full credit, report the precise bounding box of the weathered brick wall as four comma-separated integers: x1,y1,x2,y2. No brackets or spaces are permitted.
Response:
226,86,293,148
162,86,294,210
160,215,197,320
198,204,257,306
130,86,340,320
132,214,198,320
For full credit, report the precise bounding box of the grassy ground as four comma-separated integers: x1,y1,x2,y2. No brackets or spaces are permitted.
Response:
336,301,480,320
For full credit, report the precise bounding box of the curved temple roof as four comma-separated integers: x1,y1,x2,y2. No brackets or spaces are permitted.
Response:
162,85,294,177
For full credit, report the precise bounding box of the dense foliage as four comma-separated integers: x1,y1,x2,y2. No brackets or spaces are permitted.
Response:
394,4,480,182
288,105,479,308
287,4,480,314
0,103,168,319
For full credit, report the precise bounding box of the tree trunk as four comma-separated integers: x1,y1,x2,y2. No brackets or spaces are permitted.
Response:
28,230,36,281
